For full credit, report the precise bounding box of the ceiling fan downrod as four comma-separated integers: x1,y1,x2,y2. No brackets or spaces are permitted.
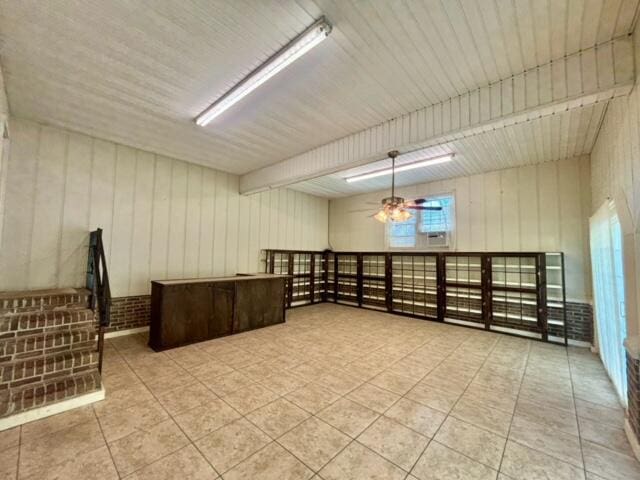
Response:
389,150,399,201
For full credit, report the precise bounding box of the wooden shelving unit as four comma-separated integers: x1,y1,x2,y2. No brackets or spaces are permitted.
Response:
362,254,387,311
443,254,484,328
263,249,567,345
392,254,438,318
335,254,358,306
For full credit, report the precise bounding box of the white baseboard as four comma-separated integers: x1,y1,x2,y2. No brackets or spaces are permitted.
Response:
102,326,149,339
625,417,640,462
0,387,106,432
568,339,592,348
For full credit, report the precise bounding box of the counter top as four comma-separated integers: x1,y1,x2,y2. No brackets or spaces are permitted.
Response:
151,273,288,286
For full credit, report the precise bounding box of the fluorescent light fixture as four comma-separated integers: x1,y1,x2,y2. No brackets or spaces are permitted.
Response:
196,17,332,126
345,153,454,183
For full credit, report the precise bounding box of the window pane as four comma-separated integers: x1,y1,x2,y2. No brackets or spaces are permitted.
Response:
419,195,453,233
389,215,416,247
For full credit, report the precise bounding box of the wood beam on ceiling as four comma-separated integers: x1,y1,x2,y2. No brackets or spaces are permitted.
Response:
240,36,634,194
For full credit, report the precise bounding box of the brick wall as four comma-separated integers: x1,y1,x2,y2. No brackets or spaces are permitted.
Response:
108,295,151,333
546,302,593,344
565,301,593,343
108,293,593,344
627,351,640,444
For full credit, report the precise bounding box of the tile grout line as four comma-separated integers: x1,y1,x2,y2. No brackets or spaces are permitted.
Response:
161,342,328,476
333,335,453,478
269,346,442,476
566,348,589,478
15,425,22,480
109,335,224,478
289,330,509,477
100,308,629,479
504,348,589,470
345,330,464,477
412,333,508,476
495,336,532,476
99,338,153,479
208,323,456,477
91,406,123,480
502,347,633,471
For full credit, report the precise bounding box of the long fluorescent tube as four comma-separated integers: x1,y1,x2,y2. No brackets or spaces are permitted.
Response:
196,17,332,126
345,153,454,183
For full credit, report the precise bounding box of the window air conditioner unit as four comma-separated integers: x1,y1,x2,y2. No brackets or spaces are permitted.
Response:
426,231,449,248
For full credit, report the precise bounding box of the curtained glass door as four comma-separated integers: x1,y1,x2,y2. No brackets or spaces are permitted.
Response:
590,201,627,405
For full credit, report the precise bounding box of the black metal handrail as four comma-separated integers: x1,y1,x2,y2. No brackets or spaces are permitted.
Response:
87,228,111,373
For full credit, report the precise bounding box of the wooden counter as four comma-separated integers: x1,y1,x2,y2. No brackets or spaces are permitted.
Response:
149,274,288,351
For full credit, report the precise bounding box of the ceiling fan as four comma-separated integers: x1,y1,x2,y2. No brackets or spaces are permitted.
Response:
368,150,443,223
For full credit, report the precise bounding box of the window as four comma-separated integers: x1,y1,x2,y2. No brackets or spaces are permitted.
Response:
389,214,417,248
419,196,453,233
387,193,455,249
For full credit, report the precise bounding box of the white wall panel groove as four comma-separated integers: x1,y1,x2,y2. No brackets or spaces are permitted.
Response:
0,118,329,297
241,37,635,193
328,156,592,302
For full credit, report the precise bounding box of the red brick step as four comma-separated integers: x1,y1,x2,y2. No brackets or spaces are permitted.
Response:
0,288,103,424
1,348,98,390
0,328,96,362
0,308,96,338
0,369,102,418
0,288,90,314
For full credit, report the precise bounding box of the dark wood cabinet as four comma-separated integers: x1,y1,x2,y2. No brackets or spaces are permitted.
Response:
149,274,287,351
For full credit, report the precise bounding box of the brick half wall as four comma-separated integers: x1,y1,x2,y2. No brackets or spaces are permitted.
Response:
628,351,640,446
565,301,593,344
108,296,151,333
106,294,594,343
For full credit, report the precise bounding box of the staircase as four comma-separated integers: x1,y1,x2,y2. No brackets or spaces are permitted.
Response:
0,288,103,423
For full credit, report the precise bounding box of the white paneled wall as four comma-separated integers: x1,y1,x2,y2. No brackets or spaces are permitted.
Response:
0,118,329,297
591,31,640,336
0,65,9,252
592,90,640,226
330,156,592,302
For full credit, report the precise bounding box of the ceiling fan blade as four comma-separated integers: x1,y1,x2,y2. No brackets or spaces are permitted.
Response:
405,205,443,210
411,198,427,204
348,208,377,213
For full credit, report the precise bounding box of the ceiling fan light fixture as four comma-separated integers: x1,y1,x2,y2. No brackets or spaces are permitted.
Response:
390,208,412,222
345,153,454,183
373,209,388,223
195,17,332,126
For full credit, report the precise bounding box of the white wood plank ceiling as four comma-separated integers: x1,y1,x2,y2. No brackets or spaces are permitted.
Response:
290,102,606,197
0,0,637,175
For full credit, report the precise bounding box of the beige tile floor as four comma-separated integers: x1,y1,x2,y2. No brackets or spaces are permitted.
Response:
1,303,639,479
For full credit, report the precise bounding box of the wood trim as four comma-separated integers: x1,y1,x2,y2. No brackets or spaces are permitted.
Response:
536,253,549,342
482,255,492,331
309,253,315,305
